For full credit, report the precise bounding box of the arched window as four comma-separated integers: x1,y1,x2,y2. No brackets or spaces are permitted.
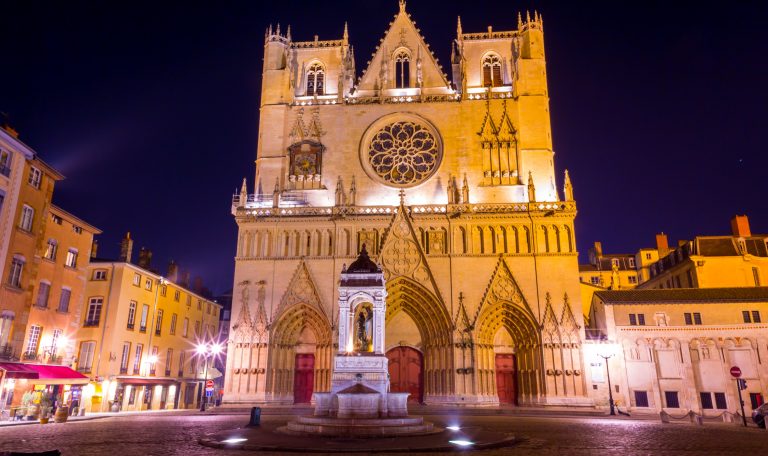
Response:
306,63,325,96
482,53,502,87
394,50,410,88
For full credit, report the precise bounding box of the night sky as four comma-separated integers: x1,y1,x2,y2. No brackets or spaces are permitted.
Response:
2,1,767,294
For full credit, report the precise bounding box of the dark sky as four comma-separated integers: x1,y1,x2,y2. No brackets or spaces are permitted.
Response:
2,1,767,294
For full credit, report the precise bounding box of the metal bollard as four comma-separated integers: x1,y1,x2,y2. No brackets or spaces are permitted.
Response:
248,407,261,427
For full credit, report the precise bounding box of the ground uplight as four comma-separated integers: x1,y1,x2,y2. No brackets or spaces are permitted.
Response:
446,425,461,431
449,440,474,447
221,438,248,444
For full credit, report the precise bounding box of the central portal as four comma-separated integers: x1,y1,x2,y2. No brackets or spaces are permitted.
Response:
387,347,423,403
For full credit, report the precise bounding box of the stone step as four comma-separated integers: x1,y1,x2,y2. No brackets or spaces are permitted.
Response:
295,415,425,426
283,420,437,436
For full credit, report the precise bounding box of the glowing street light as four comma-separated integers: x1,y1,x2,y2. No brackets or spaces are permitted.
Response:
597,343,619,416
196,341,221,411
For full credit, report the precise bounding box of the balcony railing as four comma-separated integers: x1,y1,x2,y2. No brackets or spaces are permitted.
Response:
0,344,16,360
77,367,92,374
139,325,147,333
22,351,38,361
127,323,135,330
83,319,100,328
149,367,156,376
119,367,128,374
164,369,171,376
155,329,161,336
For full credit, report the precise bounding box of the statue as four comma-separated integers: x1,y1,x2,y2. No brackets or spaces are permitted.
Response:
355,308,372,352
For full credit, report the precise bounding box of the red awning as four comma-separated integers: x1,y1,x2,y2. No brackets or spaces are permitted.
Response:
0,362,39,379
0,363,88,384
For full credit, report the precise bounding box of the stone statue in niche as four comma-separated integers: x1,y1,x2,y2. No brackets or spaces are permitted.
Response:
355,306,373,352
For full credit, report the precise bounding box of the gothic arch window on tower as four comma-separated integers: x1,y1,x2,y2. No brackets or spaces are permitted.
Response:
394,49,411,88
482,53,503,87
306,62,325,96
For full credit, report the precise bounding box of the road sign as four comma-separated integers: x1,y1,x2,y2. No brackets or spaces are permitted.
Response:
730,366,742,378
206,380,214,388
205,390,213,397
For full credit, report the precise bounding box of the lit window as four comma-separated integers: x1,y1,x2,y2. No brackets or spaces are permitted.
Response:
50,213,63,225
183,318,189,337
628,258,635,268
170,313,177,335
306,63,325,95
25,325,42,357
120,342,131,373
127,301,137,329
590,276,599,286
28,166,42,188
133,273,141,286
44,239,58,261
19,205,34,231
145,278,152,290
155,309,163,336
65,249,78,268
140,304,149,332
394,50,411,88
133,344,143,374
482,53,502,87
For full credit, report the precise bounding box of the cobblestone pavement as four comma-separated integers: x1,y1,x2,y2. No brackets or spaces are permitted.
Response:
0,411,764,455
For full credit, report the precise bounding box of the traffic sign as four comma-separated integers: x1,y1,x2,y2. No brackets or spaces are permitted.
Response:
730,366,742,378
205,390,213,397
206,380,214,388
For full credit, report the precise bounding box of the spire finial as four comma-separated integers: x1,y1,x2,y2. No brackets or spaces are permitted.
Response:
457,16,463,37
527,171,536,203
276,23,281,36
398,189,406,205
343,21,349,42
517,12,523,29
286,25,292,41
399,0,406,13
563,169,574,201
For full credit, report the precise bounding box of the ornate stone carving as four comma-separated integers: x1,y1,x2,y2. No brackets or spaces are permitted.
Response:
277,260,327,320
360,113,442,188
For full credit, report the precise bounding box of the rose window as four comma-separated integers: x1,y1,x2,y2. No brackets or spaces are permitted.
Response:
364,120,442,187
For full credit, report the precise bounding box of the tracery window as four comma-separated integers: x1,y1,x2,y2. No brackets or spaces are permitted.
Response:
306,63,325,96
394,50,410,88
482,53,503,87
365,120,441,187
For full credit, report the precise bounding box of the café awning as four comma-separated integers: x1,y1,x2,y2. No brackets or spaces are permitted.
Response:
0,363,89,385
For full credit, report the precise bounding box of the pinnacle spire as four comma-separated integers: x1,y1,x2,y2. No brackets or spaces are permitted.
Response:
527,171,536,203
286,24,291,41
343,21,349,42
399,0,406,13
457,16,463,37
563,169,574,201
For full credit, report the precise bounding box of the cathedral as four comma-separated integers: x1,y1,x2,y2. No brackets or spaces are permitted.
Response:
225,1,591,408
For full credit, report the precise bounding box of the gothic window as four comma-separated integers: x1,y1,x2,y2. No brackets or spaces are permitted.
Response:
482,53,503,87
362,116,442,188
394,50,411,88
306,63,325,96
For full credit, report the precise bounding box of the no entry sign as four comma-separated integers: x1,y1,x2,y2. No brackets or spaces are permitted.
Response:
730,366,742,378
206,380,215,388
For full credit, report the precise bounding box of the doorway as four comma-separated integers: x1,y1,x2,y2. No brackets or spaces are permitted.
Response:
387,346,423,403
495,353,517,405
293,353,315,404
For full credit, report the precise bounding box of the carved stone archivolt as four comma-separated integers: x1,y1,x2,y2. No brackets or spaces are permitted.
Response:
276,260,328,321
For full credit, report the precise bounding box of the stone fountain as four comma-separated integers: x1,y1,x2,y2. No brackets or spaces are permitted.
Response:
282,245,435,436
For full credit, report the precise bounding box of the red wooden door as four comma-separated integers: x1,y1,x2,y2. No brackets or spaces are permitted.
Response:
387,347,423,403
495,354,517,405
293,354,315,404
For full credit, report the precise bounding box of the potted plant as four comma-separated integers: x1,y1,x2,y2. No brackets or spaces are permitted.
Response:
39,392,52,424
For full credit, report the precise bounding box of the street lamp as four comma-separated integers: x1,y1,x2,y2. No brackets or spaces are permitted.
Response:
598,344,618,416
196,342,222,411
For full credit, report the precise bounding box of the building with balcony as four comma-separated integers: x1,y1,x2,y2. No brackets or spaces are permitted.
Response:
75,242,222,413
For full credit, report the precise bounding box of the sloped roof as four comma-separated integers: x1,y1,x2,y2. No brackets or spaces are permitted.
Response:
594,287,768,304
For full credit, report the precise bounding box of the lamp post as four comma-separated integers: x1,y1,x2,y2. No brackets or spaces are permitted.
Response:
196,342,222,411
599,351,616,416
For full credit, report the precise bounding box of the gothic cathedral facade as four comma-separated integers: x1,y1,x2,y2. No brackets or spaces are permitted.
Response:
226,2,591,408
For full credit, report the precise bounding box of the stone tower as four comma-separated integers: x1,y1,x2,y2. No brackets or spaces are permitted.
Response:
226,3,591,408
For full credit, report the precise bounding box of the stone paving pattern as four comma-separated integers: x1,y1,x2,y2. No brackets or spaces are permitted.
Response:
0,411,765,455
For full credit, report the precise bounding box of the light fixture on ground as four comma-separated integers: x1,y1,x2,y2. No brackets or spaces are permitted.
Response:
196,341,222,411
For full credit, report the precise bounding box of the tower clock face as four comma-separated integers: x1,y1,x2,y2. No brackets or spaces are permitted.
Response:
360,113,443,188
294,153,317,175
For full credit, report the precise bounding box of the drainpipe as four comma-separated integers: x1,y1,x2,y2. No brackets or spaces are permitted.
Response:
94,262,116,412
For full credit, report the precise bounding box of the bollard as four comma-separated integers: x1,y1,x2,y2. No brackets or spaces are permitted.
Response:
248,407,261,427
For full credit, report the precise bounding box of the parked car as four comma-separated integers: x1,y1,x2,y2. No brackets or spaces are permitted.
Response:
752,403,767,428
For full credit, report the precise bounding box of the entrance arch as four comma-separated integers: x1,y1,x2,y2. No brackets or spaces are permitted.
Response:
475,301,542,406
386,346,423,403
385,277,453,402
267,303,332,403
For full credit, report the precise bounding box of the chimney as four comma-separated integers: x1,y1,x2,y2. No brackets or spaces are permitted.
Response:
588,241,603,266
90,239,99,259
181,270,191,288
119,232,134,262
167,260,179,282
731,215,751,237
193,276,204,294
655,233,669,253
137,247,152,270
